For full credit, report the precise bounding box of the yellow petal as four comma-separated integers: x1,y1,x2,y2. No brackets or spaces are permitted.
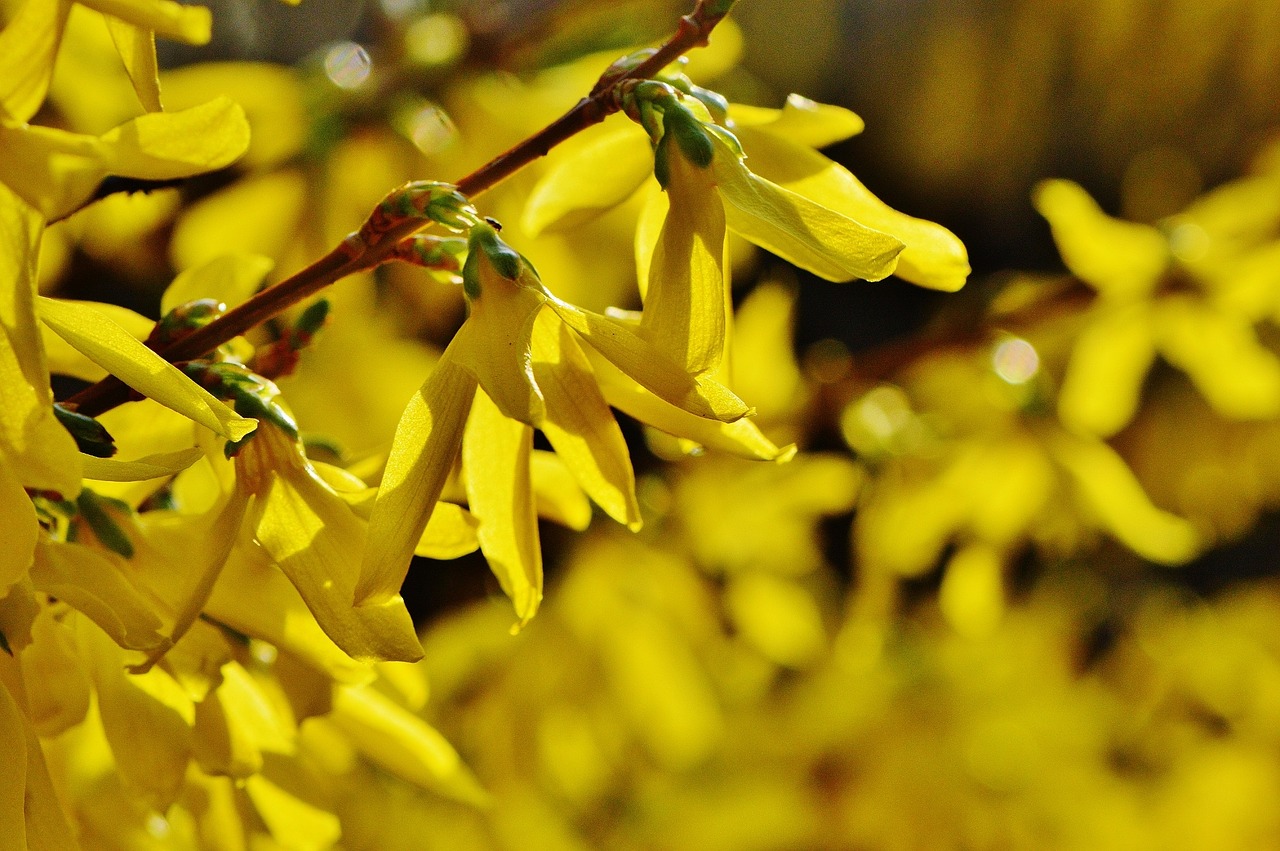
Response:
0,187,82,496
0,0,72,123
0,97,249,220
1058,303,1158,437
0,679,29,850
30,538,166,650
633,183,666,301
37,296,258,441
14,685,78,849
329,683,489,805
103,17,161,111
20,607,92,736
77,0,211,44
0,579,39,654
206,543,372,685
938,543,1006,638
736,125,969,291
358,350,476,605
0,461,39,591
522,114,652,235
244,775,341,851
79,619,194,809
642,141,729,374
728,94,865,149
192,661,291,778
1051,433,1199,565
81,447,202,482
246,426,422,663
130,485,250,673
161,252,274,314
726,573,826,667
1032,179,1168,300
544,294,750,423
533,312,640,529
589,348,793,461
1155,298,1280,420
530,450,593,530
463,389,542,625
414,501,480,559
455,246,547,424
708,128,904,282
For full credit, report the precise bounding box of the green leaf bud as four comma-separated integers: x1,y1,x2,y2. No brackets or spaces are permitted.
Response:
53,403,117,458
76,489,135,558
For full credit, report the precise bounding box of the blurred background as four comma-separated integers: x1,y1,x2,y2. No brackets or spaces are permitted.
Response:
48,0,1280,847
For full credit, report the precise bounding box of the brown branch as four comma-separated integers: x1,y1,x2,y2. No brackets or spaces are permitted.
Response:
62,0,737,419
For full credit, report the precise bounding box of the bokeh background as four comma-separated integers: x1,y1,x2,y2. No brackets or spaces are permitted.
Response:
43,0,1280,847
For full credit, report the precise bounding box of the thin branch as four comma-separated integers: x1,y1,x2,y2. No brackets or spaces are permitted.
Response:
63,0,737,419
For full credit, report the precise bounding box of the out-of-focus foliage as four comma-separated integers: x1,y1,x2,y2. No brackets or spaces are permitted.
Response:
5,0,1280,848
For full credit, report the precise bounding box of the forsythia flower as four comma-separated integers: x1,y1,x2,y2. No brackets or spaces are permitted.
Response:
360,221,784,626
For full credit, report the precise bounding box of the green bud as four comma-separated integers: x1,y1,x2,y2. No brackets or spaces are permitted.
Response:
295,299,331,339
76,489,135,558
467,221,524,284
664,103,715,168
53,403,116,458
653,132,672,189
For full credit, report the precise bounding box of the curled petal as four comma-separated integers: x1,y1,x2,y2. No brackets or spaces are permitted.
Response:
728,94,865,149
104,17,162,112
544,294,750,423
82,447,202,482
736,125,969,291
464,389,541,626
708,128,903,282
359,350,476,605
37,297,257,441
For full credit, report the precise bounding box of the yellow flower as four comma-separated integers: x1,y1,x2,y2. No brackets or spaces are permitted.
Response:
1036,178,1280,436
360,221,782,626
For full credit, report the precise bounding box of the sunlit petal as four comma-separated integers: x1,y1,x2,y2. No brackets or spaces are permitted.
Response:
0,0,71,122
728,94,865,149
37,296,257,441
1058,303,1158,436
77,0,212,45
464,389,541,625
103,17,162,111
358,350,475,605
533,312,640,529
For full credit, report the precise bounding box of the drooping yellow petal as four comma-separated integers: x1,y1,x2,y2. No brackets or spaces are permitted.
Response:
523,114,652,235
455,239,548,424
728,94,865,149
205,543,372,685
244,425,423,663
192,661,292,778
0,97,249,220
161,252,274,314
533,312,640,529
244,774,341,851
1155,297,1280,421
20,607,92,736
464,389,542,626
0,678,29,850
130,485,250,673
77,0,211,44
81,447,202,482
1033,179,1168,300
414,501,480,559
358,350,476,605
530,449,593,530
1058,303,1159,437
79,618,194,809
103,17,161,111
544,293,750,423
735,125,969,291
938,543,1006,638
634,183,666,300
0,462,38,592
0,579,39,654
642,141,729,374
0,186,82,497
707,128,904,282
30,539,166,650
37,296,257,441
1051,433,1199,565
0,0,72,123
14,688,78,850
328,683,489,805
